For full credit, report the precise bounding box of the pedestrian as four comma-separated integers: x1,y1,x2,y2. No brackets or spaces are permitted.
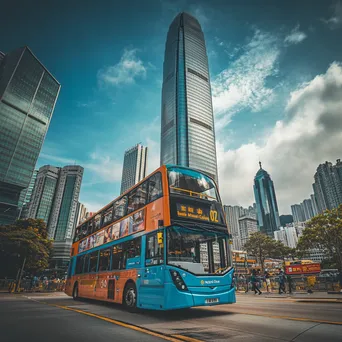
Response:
278,269,286,294
265,271,271,293
245,273,250,293
251,269,262,295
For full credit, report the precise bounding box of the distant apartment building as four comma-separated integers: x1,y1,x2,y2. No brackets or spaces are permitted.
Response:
239,215,258,248
224,205,257,250
0,46,60,224
274,226,298,248
120,143,147,194
302,199,315,221
310,194,319,216
313,159,342,213
291,204,305,223
28,165,83,269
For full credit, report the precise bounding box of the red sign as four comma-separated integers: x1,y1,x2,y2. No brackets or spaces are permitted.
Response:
285,263,321,275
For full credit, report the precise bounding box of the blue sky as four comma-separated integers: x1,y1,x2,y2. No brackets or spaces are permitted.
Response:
2,0,342,214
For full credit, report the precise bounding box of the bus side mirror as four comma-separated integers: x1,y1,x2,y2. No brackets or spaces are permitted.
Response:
157,232,163,244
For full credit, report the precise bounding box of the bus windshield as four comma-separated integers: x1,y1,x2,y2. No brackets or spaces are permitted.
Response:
167,226,229,275
168,167,218,201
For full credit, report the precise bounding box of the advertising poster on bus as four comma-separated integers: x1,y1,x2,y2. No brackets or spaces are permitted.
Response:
120,216,133,237
132,209,145,232
94,230,104,247
79,239,87,253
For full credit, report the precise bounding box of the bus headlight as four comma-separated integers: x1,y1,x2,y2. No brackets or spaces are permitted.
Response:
170,270,188,291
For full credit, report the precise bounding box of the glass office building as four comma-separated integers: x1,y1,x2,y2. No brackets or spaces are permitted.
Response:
253,163,281,237
160,12,218,182
0,46,60,224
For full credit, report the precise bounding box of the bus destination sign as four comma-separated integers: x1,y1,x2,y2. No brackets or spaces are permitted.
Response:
176,203,219,223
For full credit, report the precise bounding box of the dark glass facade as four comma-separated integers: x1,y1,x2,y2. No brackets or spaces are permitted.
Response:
160,13,218,182
0,47,60,224
253,163,280,237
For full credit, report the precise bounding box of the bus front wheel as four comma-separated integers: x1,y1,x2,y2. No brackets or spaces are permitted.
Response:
72,282,79,300
123,281,137,311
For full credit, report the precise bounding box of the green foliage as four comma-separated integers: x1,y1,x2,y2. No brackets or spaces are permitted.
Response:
244,232,293,271
0,218,52,278
297,205,342,271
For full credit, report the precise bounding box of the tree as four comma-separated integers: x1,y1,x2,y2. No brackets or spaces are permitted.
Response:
297,205,342,271
0,218,52,278
244,232,294,271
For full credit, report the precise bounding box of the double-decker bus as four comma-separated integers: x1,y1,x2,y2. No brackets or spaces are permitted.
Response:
65,165,235,310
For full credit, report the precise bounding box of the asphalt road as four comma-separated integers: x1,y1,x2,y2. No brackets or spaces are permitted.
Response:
1,292,342,342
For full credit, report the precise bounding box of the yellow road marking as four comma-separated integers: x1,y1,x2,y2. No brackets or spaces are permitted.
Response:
172,334,203,342
33,300,203,342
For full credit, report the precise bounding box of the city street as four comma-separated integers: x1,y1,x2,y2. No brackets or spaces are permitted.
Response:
1,293,342,342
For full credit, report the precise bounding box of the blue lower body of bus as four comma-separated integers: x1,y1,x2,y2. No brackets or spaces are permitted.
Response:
137,266,236,310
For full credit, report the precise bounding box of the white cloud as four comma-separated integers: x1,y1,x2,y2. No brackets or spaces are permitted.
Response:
284,25,307,45
97,48,146,86
217,62,342,214
322,1,342,29
86,152,122,183
212,29,280,131
40,151,122,184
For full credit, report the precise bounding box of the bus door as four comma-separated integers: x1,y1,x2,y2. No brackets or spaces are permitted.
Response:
138,232,165,309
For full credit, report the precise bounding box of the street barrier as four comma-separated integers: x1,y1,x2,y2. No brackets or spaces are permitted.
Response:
0,278,66,293
234,274,340,293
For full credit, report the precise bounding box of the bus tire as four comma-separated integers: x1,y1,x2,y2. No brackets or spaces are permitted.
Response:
123,281,137,311
72,282,79,300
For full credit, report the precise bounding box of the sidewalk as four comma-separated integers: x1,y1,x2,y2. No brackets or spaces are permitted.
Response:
237,290,342,302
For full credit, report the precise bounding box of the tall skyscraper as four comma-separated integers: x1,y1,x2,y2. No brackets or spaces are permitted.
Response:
48,166,83,268
291,204,305,222
253,162,281,237
313,160,342,213
28,165,83,269
120,143,147,194
28,165,60,223
160,12,218,182
0,46,60,224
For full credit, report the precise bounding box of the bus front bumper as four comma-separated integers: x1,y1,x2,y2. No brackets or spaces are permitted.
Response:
164,283,236,310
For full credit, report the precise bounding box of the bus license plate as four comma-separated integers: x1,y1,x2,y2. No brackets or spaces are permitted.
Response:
205,298,219,304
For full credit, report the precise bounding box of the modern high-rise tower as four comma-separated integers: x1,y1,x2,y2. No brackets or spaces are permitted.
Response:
160,12,218,182
253,162,281,237
28,165,83,269
0,46,60,224
120,143,147,194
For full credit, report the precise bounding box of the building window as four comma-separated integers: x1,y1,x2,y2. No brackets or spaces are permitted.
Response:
187,67,208,82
